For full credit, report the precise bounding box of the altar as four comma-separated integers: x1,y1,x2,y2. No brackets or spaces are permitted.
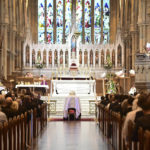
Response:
41,77,96,115
51,78,95,97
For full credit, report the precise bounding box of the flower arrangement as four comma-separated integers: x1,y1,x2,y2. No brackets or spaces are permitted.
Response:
35,60,44,69
104,55,112,69
36,62,43,69
107,80,116,94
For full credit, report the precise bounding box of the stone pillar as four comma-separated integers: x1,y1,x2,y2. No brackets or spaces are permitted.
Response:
63,50,65,68
46,50,49,68
58,50,60,67
99,51,101,67
2,0,9,79
138,0,147,52
93,51,95,68
82,50,84,67
30,46,32,68
2,25,8,79
88,50,90,67
18,39,22,69
52,50,54,68
41,50,43,64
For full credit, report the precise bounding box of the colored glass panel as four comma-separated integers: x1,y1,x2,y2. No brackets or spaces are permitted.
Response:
56,0,63,43
94,0,101,44
85,0,91,43
38,0,45,43
103,0,110,44
65,0,72,43
47,0,53,44
76,0,82,33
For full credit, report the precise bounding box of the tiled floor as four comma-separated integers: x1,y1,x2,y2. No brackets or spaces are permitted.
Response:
32,121,112,150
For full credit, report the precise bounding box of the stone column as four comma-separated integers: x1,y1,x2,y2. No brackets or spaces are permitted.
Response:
99,51,101,67
30,46,32,68
2,26,8,79
63,50,65,68
2,0,9,79
93,51,95,68
41,50,43,64
46,50,49,68
52,50,54,68
138,0,147,52
18,39,22,69
58,50,60,67
88,50,90,67
82,50,84,67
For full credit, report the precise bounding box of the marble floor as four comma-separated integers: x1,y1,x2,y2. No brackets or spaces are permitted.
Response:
32,121,112,150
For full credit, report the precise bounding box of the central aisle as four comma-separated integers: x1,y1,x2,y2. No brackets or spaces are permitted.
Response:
33,121,112,150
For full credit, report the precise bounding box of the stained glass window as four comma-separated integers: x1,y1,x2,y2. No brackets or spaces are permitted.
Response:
38,0,45,43
103,0,110,44
94,0,101,44
76,0,82,33
47,0,53,44
56,0,63,44
65,0,72,43
38,0,110,44
84,0,91,43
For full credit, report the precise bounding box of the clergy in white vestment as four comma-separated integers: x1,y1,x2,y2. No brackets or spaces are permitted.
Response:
63,91,81,120
128,85,136,95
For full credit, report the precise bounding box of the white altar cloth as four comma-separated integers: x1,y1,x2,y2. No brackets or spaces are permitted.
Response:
15,84,49,89
51,80,95,96
63,96,81,119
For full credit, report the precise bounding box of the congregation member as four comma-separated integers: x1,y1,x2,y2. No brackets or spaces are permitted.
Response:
63,91,81,120
122,92,147,144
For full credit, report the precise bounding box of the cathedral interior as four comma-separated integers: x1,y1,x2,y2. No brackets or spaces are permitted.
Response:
0,0,150,149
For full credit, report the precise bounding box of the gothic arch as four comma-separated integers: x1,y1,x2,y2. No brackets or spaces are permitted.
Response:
26,45,30,66
101,50,104,67
32,49,35,66
117,45,122,67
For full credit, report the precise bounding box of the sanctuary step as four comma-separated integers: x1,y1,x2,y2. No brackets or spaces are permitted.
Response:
41,96,96,116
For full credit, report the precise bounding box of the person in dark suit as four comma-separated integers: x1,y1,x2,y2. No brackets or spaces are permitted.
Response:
132,93,150,141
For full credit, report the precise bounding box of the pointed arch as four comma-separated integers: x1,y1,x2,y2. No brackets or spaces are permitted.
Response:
117,45,122,67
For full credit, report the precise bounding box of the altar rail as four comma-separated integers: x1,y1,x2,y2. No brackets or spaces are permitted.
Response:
96,103,150,150
0,103,47,150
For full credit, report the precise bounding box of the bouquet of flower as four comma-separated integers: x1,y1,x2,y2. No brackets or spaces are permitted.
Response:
104,55,112,69
107,80,116,94
35,60,43,69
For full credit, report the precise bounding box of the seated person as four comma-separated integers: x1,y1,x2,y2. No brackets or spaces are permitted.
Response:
63,91,81,120
25,72,33,77
132,93,150,141
39,75,47,85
